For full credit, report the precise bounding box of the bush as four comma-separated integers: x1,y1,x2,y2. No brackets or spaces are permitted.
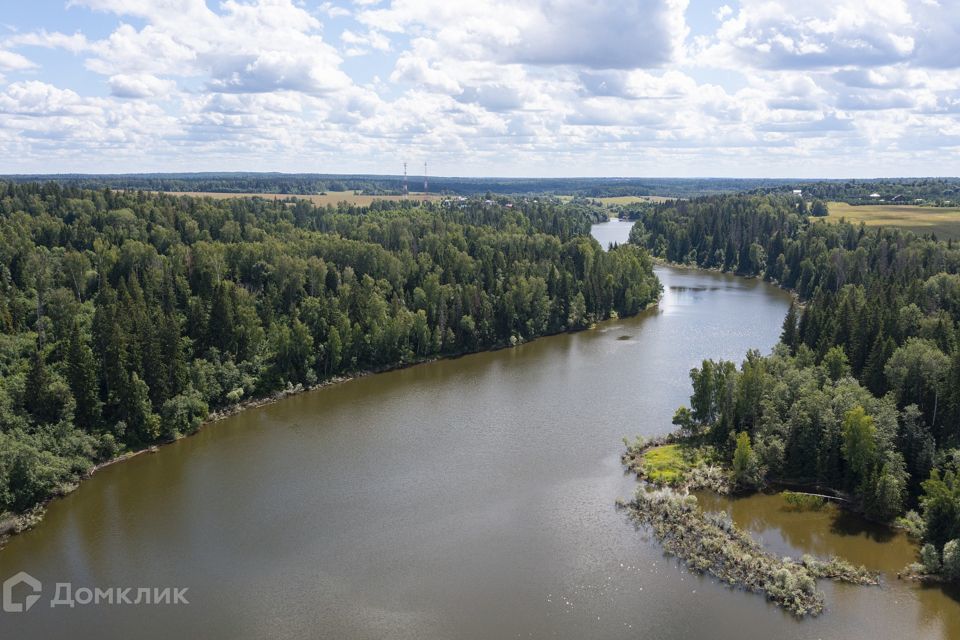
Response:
920,543,941,573
895,510,925,539
160,390,209,439
782,491,827,511
942,540,960,580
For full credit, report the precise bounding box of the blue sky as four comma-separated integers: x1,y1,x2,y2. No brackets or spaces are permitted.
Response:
0,0,958,177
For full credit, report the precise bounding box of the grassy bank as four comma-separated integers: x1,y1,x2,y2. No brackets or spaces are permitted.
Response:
621,438,730,494
821,202,960,239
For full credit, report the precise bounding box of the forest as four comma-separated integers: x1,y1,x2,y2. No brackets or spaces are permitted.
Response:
0,183,659,518
630,193,960,578
761,178,960,206
2,173,794,198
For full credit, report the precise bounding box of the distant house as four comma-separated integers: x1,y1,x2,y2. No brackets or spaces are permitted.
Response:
792,189,802,196
890,194,905,202
869,193,881,199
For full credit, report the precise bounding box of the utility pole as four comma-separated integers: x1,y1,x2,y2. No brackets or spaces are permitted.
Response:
424,161,428,196
403,162,408,198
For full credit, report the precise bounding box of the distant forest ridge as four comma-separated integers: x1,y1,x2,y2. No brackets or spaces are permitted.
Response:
2,174,959,201
0,173,793,197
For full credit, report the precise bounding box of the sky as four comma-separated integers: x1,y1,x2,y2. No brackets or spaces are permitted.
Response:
0,0,958,178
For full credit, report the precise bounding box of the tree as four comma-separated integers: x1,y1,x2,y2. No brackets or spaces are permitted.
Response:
920,470,960,551
672,406,696,435
66,321,101,431
160,390,209,439
62,251,91,301
731,431,762,490
921,543,941,573
810,200,829,217
24,350,54,423
567,291,587,329
898,404,934,497
885,338,950,438
822,345,850,382
865,457,906,521
121,373,160,442
780,302,799,353
841,406,877,488
943,539,960,580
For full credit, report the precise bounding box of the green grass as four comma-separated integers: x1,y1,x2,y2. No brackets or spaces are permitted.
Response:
640,444,712,486
822,202,960,240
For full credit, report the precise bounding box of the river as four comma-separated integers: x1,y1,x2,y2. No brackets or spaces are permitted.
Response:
0,218,956,639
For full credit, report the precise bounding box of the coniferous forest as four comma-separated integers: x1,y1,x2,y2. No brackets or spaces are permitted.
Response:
0,183,659,517
630,194,960,575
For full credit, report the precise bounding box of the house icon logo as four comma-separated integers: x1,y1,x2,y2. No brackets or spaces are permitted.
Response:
3,571,42,613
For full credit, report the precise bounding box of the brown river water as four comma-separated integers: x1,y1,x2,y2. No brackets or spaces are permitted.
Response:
0,219,957,639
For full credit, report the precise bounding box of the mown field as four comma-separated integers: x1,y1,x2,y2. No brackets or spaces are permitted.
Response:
823,201,960,239
164,191,441,206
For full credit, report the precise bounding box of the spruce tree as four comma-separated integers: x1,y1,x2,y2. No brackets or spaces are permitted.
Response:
66,320,101,431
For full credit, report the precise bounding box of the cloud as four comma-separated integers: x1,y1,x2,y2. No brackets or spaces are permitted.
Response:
0,81,103,117
0,0,959,176
341,29,391,56
361,0,689,70
0,49,36,72
108,73,177,98
714,5,732,21
68,0,352,94
700,0,960,71
5,30,91,54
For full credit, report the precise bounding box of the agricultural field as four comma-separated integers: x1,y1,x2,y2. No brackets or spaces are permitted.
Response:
822,201,960,239
162,191,441,207
558,194,673,206
596,195,674,205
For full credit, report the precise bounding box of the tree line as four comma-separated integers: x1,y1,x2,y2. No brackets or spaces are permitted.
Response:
758,178,960,206
3,174,803,198
0,183,659,516
631,193,960,576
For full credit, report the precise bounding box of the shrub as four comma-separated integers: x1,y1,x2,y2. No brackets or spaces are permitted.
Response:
942,540,960,581
782,491,826,511
920,543,941,574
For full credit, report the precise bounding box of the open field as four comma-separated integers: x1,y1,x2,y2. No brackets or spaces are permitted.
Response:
161,191,441,207
596,195,674,205
167,191,670,209
823,201,960,239
558,194,673,205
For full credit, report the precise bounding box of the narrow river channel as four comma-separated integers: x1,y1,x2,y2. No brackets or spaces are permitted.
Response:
1,219,956,639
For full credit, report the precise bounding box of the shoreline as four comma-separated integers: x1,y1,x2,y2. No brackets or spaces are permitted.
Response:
618,436,881,616
0,295,663,550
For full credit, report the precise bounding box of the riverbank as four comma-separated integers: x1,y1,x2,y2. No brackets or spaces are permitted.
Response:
621,436,731,494
619,435,884,615
617,489,878,617
0,295,666,551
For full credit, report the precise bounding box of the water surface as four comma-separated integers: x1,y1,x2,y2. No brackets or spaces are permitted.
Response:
1,219,956,639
